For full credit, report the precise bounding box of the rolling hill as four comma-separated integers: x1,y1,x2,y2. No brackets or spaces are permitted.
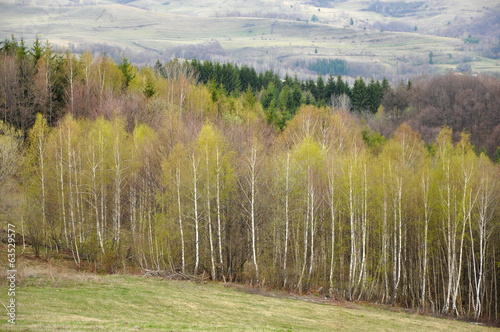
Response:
0,0,499,80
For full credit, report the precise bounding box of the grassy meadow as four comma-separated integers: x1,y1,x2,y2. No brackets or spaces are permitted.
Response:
0,249,495,331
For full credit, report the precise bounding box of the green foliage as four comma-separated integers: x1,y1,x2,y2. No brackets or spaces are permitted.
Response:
366,78,383,113
311,14,320,22
493,146,500,164
463,34,479,44
191,60,243,95
362,128,385,154
208,80,226,105
0,120,23,226
142,72,157,98
367,1,425,17
0,120,22,183
102,248,119,274
118,55,136,88
425,143,436,157
381,78,390,91
190,57,381,127
292,135,325,174
351,77,368,112
0,35,19,55
305,58,348,76
335,74,350,97
315,74,326,102
30,36,44,65
24,113,51,256
261,82,279,110
473,145,488,157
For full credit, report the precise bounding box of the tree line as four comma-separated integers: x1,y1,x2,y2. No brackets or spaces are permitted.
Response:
0,37,499,322
187,58,387,128
0,36,387,133
377,74,500,161
295,58,348,77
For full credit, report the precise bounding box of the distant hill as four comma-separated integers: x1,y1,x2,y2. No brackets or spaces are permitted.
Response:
1,0,499,80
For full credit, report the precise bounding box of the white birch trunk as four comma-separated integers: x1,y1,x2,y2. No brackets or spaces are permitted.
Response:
99,128,106,252
421,173,430,308
382,170,389,303
216,148,224,282
451,166,474,316
348,163,356,300
298,177,309,292
38,122,47,251
92,150,104,253
129,179,136,256
443,160,453,313
192,154,200,274
113,134,122,248
176,164,185,274
357,164,368,300
284,152,290,288
328,151,337,293
59,129,69,248
67,124,80,267
250,146,259,280
206,143,216,280
69,56,74,114
474,171,494,319
308,176,315,280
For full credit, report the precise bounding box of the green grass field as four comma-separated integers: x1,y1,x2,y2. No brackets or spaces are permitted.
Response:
0,256,494,331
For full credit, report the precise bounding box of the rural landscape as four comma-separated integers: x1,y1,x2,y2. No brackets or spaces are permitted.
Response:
1,0,500,330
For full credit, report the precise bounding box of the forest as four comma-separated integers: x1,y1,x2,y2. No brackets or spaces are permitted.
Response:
0,37,499,322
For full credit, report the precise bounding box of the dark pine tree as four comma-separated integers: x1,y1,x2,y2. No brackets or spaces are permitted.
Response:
351,76,368,112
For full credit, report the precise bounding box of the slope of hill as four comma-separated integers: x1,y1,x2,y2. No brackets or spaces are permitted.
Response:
0,246,494,331
0,0,499,79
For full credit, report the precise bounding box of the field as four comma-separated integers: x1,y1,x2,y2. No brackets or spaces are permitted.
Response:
0,247,495,331
0,0,499,79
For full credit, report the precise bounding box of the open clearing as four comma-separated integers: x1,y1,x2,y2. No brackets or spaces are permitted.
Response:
0,253,495,331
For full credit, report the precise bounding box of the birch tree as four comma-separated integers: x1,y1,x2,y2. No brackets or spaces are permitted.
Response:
110,116,130,251
197,123,218,279
0,120,23,228
25,114,50,256
238,135,264,281
190,144,201,275
292,136,324,291
471,153,497,319
163,143,188,273
86,117,112,255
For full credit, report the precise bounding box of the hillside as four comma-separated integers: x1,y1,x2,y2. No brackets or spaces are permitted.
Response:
1,0,499,80
0,246,494,331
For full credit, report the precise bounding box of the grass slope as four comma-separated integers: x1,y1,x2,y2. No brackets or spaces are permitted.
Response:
0,255,494,331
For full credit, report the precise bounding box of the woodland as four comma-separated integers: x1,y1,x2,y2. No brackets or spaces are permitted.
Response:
1,37,499,322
